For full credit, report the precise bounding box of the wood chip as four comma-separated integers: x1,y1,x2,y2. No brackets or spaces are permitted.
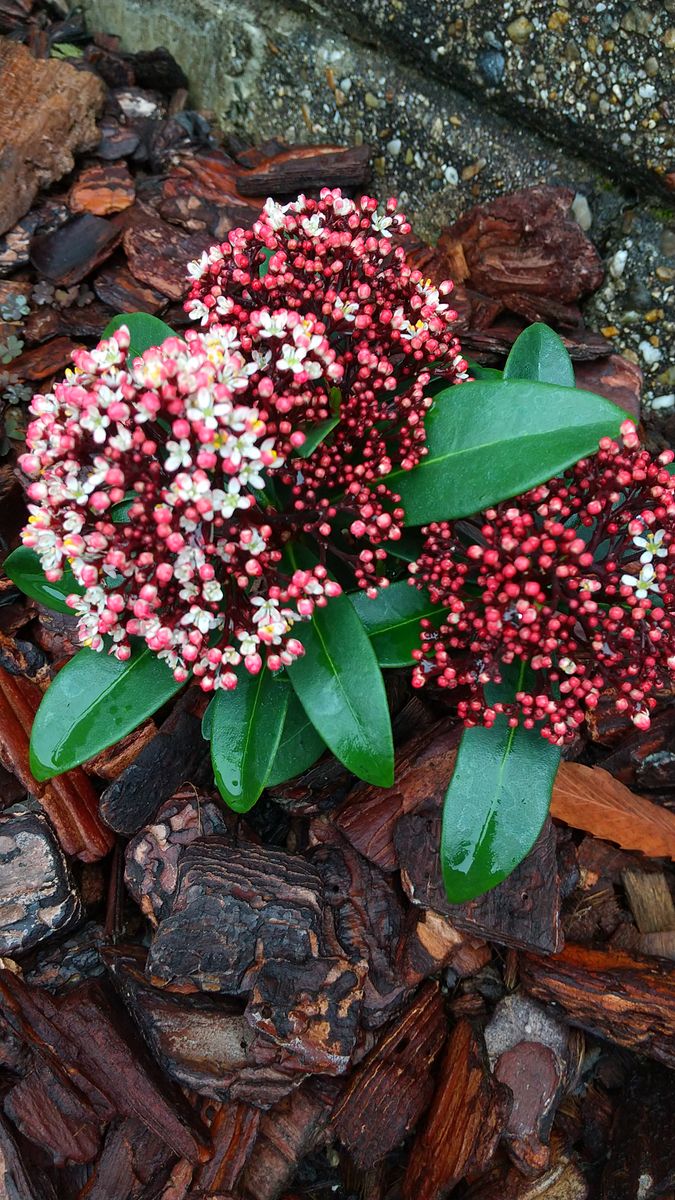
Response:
30,213,123,286
123,209,212,300
403,1019,510,1200
235,144,371,196
0,809,82,956
520,942,675,1068
69,162,135,216
0,37,105,234
621,869,675,934
332,983,447,1169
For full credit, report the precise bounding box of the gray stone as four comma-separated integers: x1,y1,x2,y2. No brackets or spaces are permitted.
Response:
78,0,615,241
329,0,675,197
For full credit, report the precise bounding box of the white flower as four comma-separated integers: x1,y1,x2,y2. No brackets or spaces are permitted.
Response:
186,387,231,430
164,439,192,472
215,295,235,318
80,407,109,444
371,211,394,238
187,299,210,325
263,198,288,231
332,195,353,216
250,349,272,372
558,657,577,675
202,579,224,604
277,343,307,374
633,528,667,564
237,631,260,656
187,252,209,280
334,296,358,322
621,563,661,600
417,277,449,313
257,311,288,339
301,213,324,236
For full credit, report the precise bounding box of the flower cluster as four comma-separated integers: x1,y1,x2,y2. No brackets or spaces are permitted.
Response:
20,322,343,689
186,188,467,591
409,423,675,743
19,191,466,690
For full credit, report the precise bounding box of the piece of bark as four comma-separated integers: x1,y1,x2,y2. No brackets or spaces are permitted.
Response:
106,946,304,1107
123,209,212,300
437,186,603,303
76,1116,174,1200
191,1102,261,1197
99,692,210,835
235,144,370,197
335,723,460,872
574,355,642,423
12,336,81,381
621,870,675,934
403,1019,511,1200
246,954,366,1075
463,1137,589,1200
94,262,167,314
69,162,135,216
0,809,82,956
0,666,114,861
601,1061,675,1200
147,838,330,996
308,817,408,1027
639,931,675,960
0,38,105,235
0,200,70,276
520,943,675,1067
237,1078,340,1200
396,808,563,955
124,787,231,926
30,213,123,287
95,115,141,161
0,971,209,1162
4,1057,102,1165
0,1111,57,1200
85,719,157,781
395,908,490,986
22,921,104,991
332,983,447,1169
146,836,366,1075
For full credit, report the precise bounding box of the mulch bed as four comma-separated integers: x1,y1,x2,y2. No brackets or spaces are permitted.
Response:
0,4,673,1200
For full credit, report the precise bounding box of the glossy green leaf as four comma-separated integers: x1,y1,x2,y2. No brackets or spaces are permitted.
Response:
209,668,290,812
349,580,445,667
294,415,340,459
29,643,183,780
503,323,575,387
441,718,561,902
101,312,176,360
110,493,135,523
3,546,82,615
287,590,394,787
390,379,628,524
259,248,274,278
467,360,503,381
266,690,326,786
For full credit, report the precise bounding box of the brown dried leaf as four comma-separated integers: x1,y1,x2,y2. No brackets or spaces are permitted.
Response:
551,762,675,862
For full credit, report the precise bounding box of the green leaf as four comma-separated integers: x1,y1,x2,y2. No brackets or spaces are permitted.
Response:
390,379,628,524
110,493,135,523
503,323,575,387
266,690,326,786
3,546,82,615
29,643,183,780
259,248,274,278
50,42,83,58
441,718,561,903
349,580,445,667
294,415,340,459
101,313,176,361
287,591,394,786
467,360,503,381
209,668,289,812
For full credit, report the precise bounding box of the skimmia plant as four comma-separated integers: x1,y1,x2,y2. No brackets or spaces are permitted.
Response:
5,189,668,903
